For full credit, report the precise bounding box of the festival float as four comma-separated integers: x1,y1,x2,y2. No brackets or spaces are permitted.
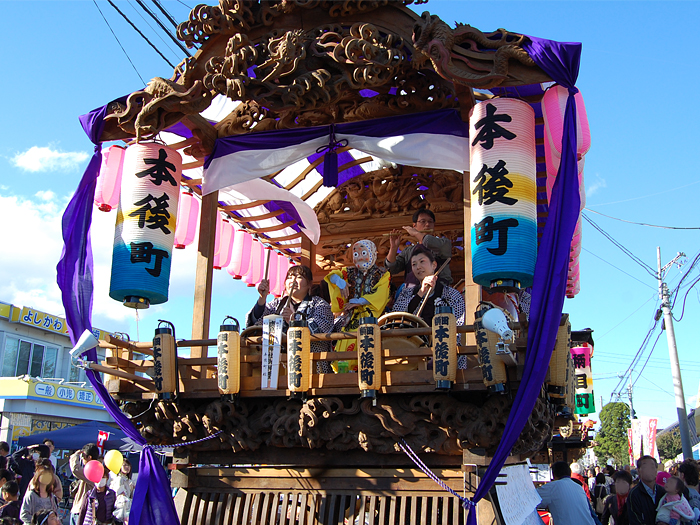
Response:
58,1,597,523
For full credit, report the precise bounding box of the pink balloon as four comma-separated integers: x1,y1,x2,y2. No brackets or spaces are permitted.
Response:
84,460,104,484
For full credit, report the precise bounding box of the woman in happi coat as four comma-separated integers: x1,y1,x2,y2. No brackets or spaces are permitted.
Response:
246,264,334,373
392,245,467,369
324,239,391,372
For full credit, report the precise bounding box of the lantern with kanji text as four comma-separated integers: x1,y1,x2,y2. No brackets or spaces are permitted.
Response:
109,143,182,308
469,98,537,290
153,320,178,398
357,316,382,399
217,317,241,396
432,306,457,390
287,318,312,398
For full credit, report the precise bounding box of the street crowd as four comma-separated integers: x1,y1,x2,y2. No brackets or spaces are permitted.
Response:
537,456,700,525
0,440,134,525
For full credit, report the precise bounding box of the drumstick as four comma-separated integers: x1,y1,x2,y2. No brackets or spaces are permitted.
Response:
263,249,272,280
415,257,452,318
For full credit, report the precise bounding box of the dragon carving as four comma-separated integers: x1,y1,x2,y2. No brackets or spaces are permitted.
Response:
122,392,554,457
412,12,551,89
107,76,213,142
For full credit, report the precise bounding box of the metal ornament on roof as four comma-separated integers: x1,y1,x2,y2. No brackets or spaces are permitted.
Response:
469,98,537,290
109,143,182,308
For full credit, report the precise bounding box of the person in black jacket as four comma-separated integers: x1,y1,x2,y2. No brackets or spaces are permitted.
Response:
10,444,49,499
602,470,633,525
627,455,666,525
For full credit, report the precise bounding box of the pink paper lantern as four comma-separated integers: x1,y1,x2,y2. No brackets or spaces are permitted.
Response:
541,85,591,159
95,145,126,212
265,249,280,296
227,229,252,279
174,189,199,249
274,256,291,297
244,239,264,287
213,217,234,270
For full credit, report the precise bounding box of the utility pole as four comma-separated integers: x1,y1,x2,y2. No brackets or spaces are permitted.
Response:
628,377,635,420
657,247,692,460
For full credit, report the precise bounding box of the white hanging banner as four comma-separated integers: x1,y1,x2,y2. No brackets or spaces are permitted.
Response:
262,315,284,389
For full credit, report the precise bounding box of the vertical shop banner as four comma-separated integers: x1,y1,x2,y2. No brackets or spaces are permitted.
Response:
631,419,643,461
570,343,595,414
642,417,660,461
628,428,634,465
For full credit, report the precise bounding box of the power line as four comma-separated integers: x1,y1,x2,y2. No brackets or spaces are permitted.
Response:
594,293,657,341
586,179,700,208
135,0,192,58
631,329,664,388
582,248,656,291
152,0,182,30
610,317,660,399
92,0,146,85
127,0,182,61
107,0,176,69
584,208,700,230
582,212,658,278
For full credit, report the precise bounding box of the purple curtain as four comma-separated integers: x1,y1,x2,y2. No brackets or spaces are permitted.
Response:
57,99,180,525
466,37,583,524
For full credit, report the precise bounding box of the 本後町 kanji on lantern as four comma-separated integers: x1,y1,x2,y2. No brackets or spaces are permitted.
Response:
109,143,182,308
469,98,537,290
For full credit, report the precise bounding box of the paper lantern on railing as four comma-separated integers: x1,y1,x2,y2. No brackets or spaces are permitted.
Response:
474,304,508,393
95,145,126,212
153,322,177,397
217,317,240,395
469,98,537,289
357,316,382,398
287,319,312,397
547,319,571,406
244,239,264,287
542,85,591,160
432,305,457,390
109,143,181,308
174,189,199,249
214,217,234,270
227,229,252,279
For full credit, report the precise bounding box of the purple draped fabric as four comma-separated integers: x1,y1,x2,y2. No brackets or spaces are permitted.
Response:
465,37,583,524
57,99,180,525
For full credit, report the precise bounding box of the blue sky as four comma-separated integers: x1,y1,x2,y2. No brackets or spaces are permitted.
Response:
2,1,700,430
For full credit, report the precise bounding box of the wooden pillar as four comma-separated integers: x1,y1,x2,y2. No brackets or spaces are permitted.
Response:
462,174,481,330
191,191,219,356
300,233,313,271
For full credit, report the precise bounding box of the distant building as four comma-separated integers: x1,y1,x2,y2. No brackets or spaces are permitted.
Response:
0,301,115,454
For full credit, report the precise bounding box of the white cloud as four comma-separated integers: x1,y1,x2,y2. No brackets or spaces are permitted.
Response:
0,190,203,338
12,146,89,172
586,174,607,198
35,190,56,201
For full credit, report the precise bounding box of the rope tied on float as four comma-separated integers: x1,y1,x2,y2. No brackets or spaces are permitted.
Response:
397,438,475,510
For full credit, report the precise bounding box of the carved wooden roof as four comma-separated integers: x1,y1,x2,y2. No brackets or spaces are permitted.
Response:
98,0,554,257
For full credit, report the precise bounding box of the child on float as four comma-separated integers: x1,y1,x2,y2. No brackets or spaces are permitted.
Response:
325,239,391,372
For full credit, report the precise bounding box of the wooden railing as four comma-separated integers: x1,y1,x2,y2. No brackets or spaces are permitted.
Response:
96,325,527,400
